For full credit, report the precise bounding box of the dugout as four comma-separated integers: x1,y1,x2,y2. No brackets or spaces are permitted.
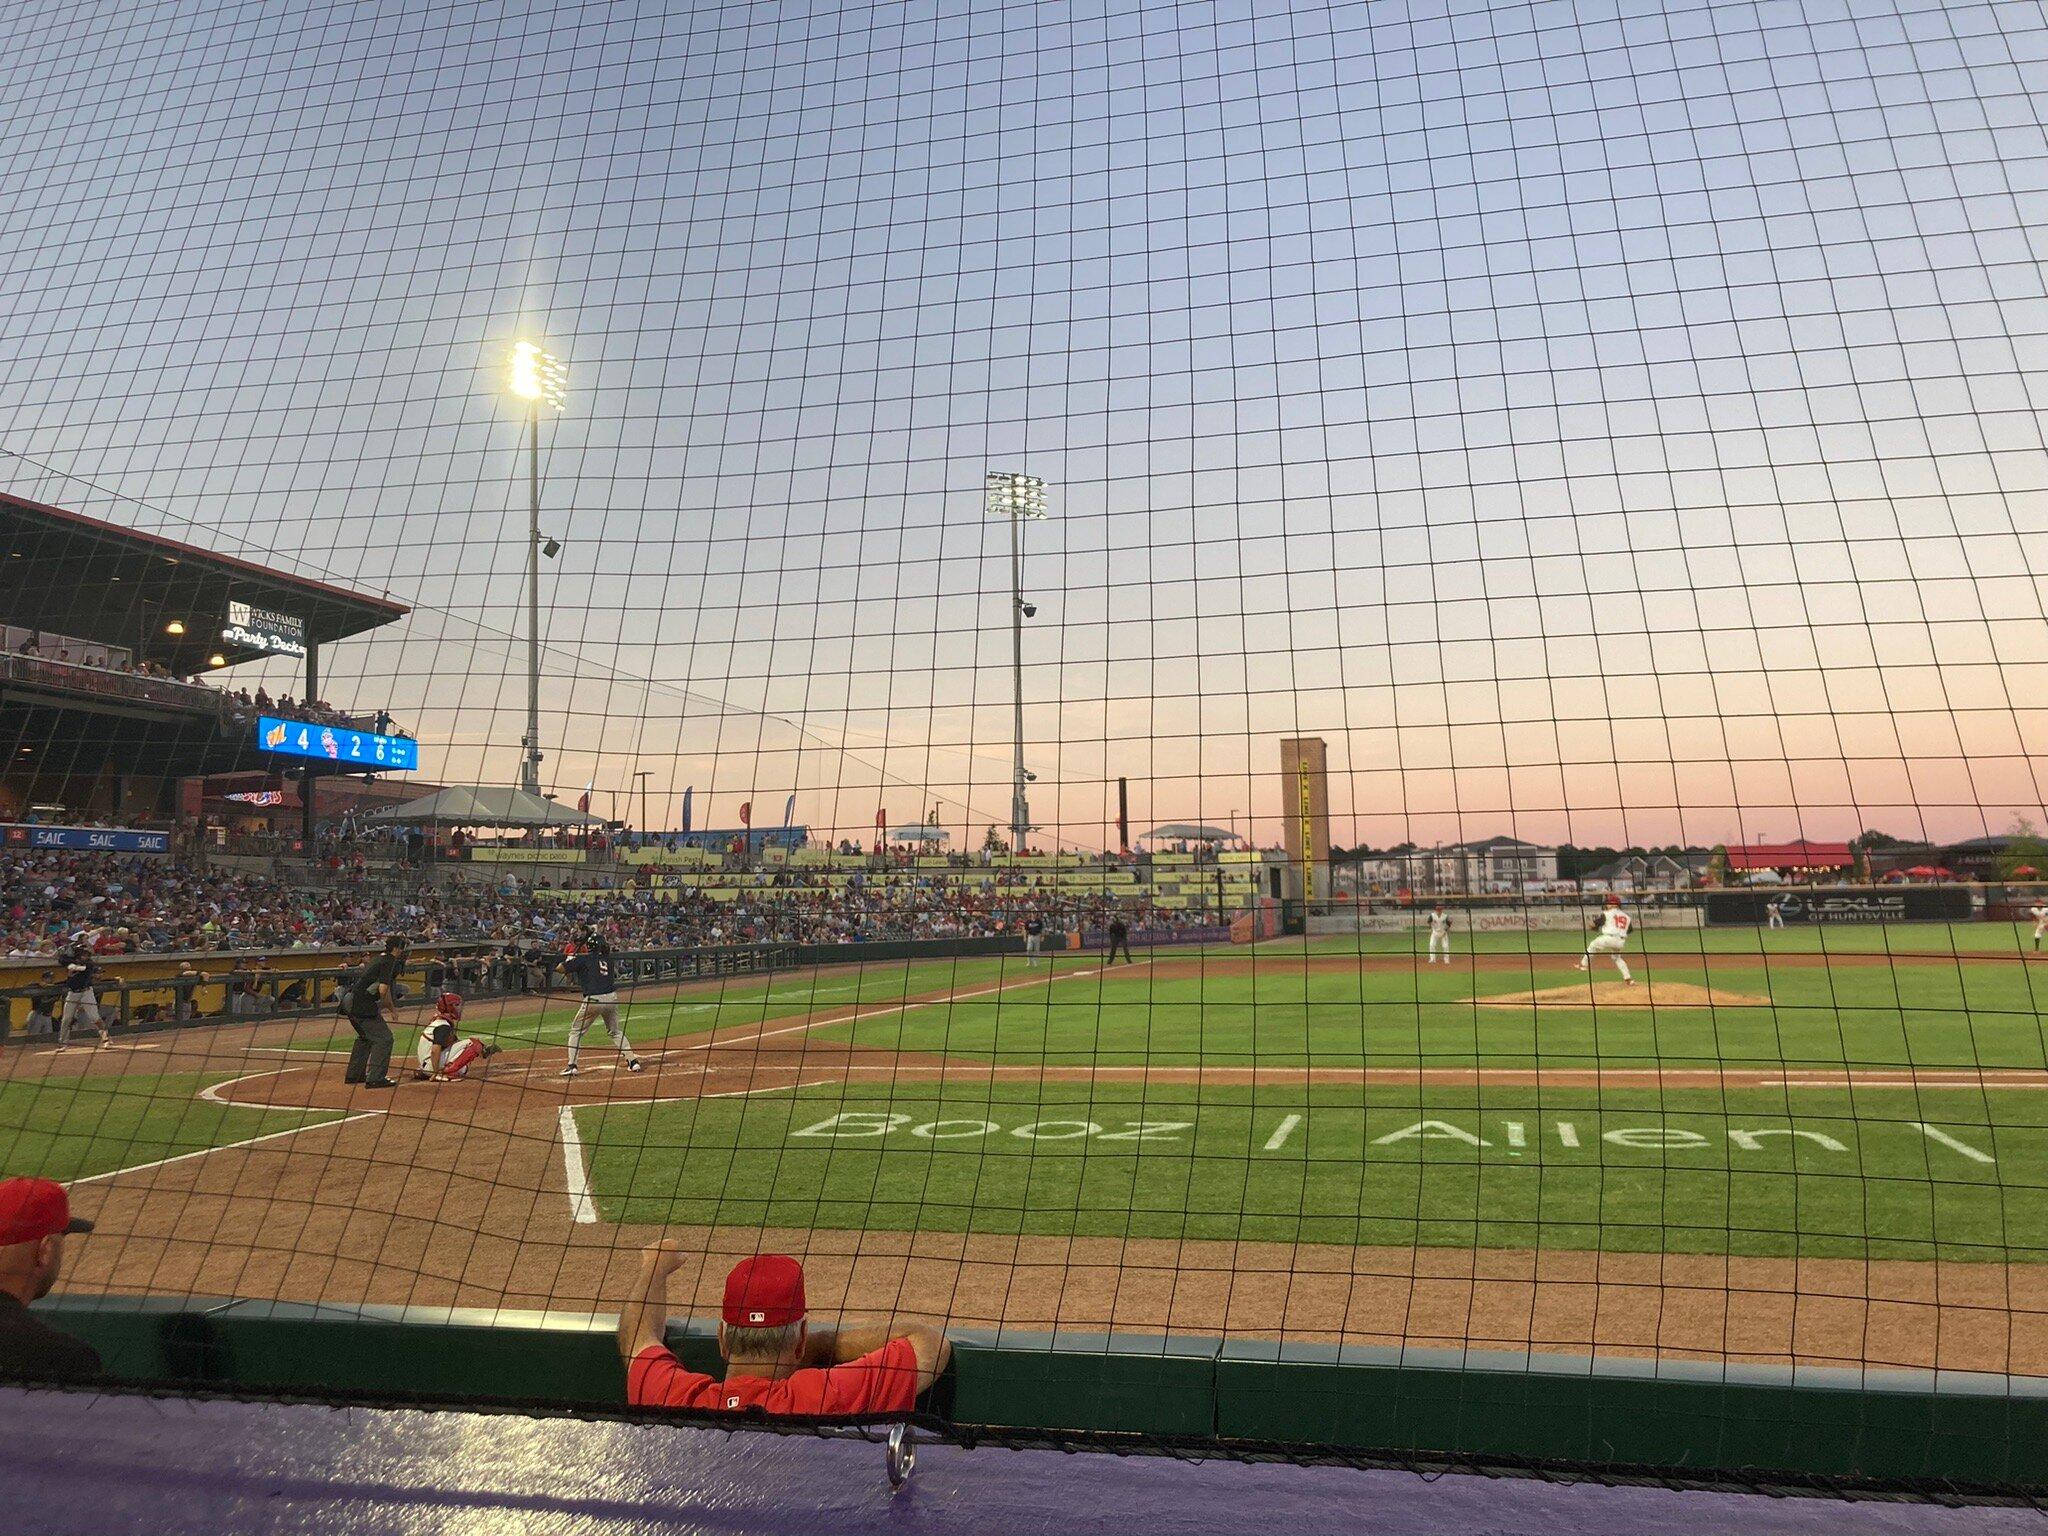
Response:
0,489,407,829
27,1294,2048,1495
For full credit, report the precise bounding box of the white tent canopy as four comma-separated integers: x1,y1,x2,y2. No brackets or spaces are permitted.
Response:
888,824,950,843
362,785,603,829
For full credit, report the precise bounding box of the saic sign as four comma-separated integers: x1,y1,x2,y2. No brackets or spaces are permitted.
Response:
2,823,171,854
222,600,308,658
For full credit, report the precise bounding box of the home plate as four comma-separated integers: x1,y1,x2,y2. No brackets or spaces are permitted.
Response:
1478,981,1768,1009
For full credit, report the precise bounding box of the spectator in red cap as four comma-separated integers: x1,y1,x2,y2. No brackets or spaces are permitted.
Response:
0,1177,101,1382
617,1239,948,1416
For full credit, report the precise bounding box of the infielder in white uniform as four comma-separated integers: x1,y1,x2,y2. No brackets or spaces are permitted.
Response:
2030,904,2048,952
1576,894,1635,983
1426,905,1453,965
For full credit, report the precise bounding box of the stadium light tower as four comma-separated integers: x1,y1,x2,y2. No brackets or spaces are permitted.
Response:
986,471,1048,846
509,341,567,794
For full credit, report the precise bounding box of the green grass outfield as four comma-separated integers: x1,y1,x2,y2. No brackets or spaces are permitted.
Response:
9,925,2048,1260
812,956,2048,1070
564,922,2048,1259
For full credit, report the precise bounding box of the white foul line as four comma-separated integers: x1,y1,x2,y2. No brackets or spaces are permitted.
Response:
557,1105,598,1225
688,959,1150,1051
702,1079,842,1100
66,1112,383,1188
555,1079,841,1220
1913,1122,1997,1164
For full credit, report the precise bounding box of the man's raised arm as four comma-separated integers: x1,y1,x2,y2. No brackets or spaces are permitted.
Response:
617,1239,685,1362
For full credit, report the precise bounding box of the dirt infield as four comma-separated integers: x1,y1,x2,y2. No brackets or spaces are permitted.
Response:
15,967,2048,1381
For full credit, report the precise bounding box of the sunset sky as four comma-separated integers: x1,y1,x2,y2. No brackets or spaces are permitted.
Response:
3,0,2045,849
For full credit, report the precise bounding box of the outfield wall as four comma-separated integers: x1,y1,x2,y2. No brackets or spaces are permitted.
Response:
25,1295,2048,1491
1306,907,1705,937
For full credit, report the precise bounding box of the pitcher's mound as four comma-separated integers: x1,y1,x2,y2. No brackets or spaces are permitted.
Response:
1480,980,1767,1009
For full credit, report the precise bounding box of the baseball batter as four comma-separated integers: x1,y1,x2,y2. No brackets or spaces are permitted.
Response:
1426,905,1453,965
559,933,642,1078
57,948,111,1048
2030,904,2048,952
1576,894,1635,983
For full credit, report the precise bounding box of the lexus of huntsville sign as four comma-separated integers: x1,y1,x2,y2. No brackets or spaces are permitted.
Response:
1705,888,1974,924
222,600,307,657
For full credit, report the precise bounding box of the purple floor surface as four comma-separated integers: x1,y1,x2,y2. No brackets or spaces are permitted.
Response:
2,1387,2040,1535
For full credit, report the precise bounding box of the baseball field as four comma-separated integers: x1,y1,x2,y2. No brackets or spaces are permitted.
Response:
6,923,2046,1373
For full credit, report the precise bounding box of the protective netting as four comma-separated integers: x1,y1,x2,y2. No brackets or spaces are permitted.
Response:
3,0,2048,1491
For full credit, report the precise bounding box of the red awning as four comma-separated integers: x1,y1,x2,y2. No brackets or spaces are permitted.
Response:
1722,841,1854,871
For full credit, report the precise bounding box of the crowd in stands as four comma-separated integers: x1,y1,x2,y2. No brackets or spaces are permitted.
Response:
222,685,399,733
0,851,1220,961
9,632,400,736
10,633,203,688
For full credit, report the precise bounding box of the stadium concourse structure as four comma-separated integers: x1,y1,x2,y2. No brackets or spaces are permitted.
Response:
0,490,408,844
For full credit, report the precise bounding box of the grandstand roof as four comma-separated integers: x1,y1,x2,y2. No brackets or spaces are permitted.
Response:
1142,824,1236,842
362,784,600,828
0,490,408,672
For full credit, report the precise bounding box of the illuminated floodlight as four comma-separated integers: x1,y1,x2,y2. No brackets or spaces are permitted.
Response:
509,341,568,411
985,471,1047,520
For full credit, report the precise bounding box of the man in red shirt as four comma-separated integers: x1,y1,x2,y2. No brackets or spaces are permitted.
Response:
618,1240,949,1416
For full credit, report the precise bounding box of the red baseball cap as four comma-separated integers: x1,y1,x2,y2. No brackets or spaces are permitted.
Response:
0,1178,93,1246
723,1254,805,1328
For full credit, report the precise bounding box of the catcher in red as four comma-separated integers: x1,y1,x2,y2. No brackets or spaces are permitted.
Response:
414,991,501,1081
